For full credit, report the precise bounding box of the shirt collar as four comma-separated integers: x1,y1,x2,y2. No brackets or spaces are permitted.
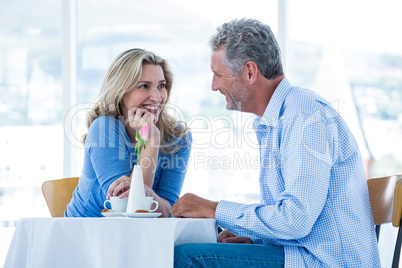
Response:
253,77,292,130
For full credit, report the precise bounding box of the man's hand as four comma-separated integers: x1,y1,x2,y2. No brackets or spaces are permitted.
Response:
217,230,253,244
171,193,218,218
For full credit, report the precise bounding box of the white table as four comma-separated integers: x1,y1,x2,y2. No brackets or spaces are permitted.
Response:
4,217,217,268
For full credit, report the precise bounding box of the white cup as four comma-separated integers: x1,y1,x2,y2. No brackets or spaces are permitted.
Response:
126,196,159,213
104,196,127,212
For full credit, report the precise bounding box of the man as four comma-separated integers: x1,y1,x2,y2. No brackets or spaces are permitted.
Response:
171,18,380,267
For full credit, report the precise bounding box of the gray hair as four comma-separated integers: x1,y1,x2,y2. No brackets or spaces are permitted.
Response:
209,18,283,79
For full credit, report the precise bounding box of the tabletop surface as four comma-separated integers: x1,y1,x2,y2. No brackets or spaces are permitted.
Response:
5,217,218,268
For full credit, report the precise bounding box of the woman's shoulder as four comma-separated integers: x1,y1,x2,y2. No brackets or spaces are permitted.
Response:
176,130,192,146
86,116,126,142
89,116,123,131
171,123,192,144
160,127,191,156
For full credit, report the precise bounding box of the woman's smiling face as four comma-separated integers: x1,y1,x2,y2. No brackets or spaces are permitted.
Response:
122,64,167,123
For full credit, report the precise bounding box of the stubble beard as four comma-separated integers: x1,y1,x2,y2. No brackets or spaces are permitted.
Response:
227,77,250,112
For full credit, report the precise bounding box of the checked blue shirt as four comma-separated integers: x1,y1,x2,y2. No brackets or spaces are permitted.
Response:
216,77,380,267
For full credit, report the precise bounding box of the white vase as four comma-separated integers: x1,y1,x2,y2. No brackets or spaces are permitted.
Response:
126,165,145,213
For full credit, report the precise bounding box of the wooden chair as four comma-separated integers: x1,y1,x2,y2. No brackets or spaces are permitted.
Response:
367,174,402,268
42,177,79,217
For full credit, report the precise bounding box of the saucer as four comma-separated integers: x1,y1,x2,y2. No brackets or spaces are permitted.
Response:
122,212,162,218
101,211,124,217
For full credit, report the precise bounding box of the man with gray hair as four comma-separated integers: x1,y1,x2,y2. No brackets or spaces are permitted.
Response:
171,18,380,267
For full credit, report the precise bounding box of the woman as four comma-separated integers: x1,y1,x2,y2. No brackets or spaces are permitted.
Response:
66,48,191,217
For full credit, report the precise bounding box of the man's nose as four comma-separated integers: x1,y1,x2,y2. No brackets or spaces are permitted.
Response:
211,75,219,91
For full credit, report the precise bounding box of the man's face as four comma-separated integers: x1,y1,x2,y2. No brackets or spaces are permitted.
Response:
210,48,250,111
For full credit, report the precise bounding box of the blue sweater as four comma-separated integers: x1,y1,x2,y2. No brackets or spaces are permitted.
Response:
66,116,192,217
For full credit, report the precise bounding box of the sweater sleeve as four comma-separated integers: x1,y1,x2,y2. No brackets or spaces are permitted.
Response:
86,116,135,196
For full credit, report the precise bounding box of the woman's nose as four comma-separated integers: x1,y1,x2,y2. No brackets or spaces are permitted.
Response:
150,87,161,102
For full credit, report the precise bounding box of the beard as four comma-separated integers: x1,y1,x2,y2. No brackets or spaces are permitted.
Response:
226,77,250,111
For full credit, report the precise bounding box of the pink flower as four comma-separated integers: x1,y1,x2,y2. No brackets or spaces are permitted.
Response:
135,126,150,165
138,126,150,141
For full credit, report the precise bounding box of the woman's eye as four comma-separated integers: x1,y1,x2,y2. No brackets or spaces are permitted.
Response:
158,83,166,89
138,84,148,89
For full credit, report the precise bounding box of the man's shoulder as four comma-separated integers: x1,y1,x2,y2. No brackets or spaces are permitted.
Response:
281,86,333,118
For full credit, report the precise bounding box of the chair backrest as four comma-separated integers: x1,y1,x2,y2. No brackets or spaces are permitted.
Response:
367,175,399,226
392,178,402,267
393,178,402,228
42,177,79,217
367,174,402,268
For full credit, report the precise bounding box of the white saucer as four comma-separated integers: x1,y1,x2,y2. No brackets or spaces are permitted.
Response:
101,211,124,217
122,212,162,218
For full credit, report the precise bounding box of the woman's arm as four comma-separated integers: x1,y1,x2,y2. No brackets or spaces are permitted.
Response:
139,125,160,188
144,184,171,217
86,117,134,206
124,107,160,188
153,132,192,216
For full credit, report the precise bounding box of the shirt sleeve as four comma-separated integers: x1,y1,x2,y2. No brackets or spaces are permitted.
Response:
86,117,135,196
154,132,192,206
216,110,334,242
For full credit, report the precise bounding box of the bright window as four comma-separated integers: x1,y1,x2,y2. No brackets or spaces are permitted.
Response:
0,0,63,264
0,0,277,265
2,0,401,266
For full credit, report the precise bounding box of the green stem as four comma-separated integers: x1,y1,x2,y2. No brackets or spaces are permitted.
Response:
137,148,140,166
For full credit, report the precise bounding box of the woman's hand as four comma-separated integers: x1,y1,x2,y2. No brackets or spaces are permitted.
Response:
127,108,160,142
127,107,154,129
106,176,153,200
144,184,154,197
106,175,131,199
217,230,253,244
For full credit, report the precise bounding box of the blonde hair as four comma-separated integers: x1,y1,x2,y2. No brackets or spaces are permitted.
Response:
83,48,189,154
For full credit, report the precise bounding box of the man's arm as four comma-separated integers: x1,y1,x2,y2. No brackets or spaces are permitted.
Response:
172,194,253,244
215,111,333,242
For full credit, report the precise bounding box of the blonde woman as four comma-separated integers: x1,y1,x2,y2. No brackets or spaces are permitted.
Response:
66,48,191,218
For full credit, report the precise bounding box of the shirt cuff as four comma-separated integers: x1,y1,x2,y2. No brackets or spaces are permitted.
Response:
215,200,247,230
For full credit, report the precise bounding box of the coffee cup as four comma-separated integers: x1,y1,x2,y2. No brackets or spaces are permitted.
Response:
126,196,159,213
104,196,127,212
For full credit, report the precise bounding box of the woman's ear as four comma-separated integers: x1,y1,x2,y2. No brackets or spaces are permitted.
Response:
243,61,259,85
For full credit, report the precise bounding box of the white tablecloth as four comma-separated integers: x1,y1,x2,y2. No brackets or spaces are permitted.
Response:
4,217,218,268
